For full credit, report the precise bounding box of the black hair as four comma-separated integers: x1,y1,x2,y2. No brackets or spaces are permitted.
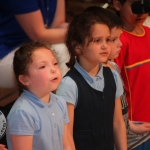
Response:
66,7,113,68
13,41,52,94
117,0,126,5
84,6,123,29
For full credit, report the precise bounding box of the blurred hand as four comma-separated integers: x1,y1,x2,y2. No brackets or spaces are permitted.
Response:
0,144,7,150
129,120,150,134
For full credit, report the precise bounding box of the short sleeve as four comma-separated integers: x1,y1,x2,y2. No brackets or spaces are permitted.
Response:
8,0,39,14
111,70,123,98
59,97,70,125
7,109,39,135
56,77,78,106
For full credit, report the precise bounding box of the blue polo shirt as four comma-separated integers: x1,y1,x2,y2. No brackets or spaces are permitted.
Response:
6,90,69,150
0,0,56,59
56,61,123,107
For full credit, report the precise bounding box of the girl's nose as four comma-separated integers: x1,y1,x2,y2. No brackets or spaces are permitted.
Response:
101,42,107,50
50,67,56,74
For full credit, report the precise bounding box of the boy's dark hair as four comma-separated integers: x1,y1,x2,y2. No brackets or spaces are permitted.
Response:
117,0,126,5
66,6,123,68
13,41,51,93
84,6,123,29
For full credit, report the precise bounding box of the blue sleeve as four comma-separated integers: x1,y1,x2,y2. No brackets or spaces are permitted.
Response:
111,70,124,99
7,109,39,135
56,77,78,107
57,96,70,125
8,0,39,14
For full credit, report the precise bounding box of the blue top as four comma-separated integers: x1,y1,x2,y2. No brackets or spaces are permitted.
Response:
6,90,69,150
56,61,123,107
0,0,56,59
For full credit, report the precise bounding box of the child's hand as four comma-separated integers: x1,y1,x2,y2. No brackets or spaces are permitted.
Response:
129,120,150,134
0,144,7,150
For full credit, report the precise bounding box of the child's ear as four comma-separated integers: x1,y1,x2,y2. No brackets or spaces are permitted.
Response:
75,45,82,55
19,75,30,86
113,0,122,11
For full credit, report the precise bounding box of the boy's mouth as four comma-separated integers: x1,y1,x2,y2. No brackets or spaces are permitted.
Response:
136,18,146,22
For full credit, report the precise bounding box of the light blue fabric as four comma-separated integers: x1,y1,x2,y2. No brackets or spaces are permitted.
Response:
6,90,69,150
56,60,123,108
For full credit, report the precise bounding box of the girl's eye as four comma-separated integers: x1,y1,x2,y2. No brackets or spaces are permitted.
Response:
106,38,111,43
93,39,102,43
39,66,45,69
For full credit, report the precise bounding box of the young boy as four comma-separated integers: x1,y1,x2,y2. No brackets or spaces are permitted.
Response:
113,0,150,149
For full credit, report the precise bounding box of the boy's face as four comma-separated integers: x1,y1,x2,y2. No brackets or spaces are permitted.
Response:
22,48,62,96
113,0,149,29
109,27,122,59
78,23,111,65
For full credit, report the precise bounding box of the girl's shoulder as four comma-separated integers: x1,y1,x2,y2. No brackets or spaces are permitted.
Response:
52,93,68,113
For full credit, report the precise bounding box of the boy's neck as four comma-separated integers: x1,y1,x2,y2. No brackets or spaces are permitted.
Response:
103,61,115,70
123,23,144,35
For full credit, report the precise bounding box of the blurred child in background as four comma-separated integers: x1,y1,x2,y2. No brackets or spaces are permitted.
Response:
113,0,150,149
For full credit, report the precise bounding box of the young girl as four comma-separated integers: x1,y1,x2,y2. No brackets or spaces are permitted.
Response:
6,42,71,150
56,10,127,150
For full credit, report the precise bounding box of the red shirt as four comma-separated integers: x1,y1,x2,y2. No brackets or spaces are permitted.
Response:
115,26,150,122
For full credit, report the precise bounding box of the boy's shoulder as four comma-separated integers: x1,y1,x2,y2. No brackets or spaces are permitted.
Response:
109,61,120,71
121,25,150,37
142,25,150,34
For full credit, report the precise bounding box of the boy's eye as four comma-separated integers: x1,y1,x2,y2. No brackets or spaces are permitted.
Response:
39,66,45,69
111,38,116,42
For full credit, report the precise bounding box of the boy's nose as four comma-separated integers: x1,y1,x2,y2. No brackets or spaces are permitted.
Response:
119,39,122,47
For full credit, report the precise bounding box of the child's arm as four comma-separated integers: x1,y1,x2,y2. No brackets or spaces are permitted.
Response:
63,124,73,150
113,97,127,150
66,103,76,150
0,144,7,150
11,135,33,150
129,120,150,134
